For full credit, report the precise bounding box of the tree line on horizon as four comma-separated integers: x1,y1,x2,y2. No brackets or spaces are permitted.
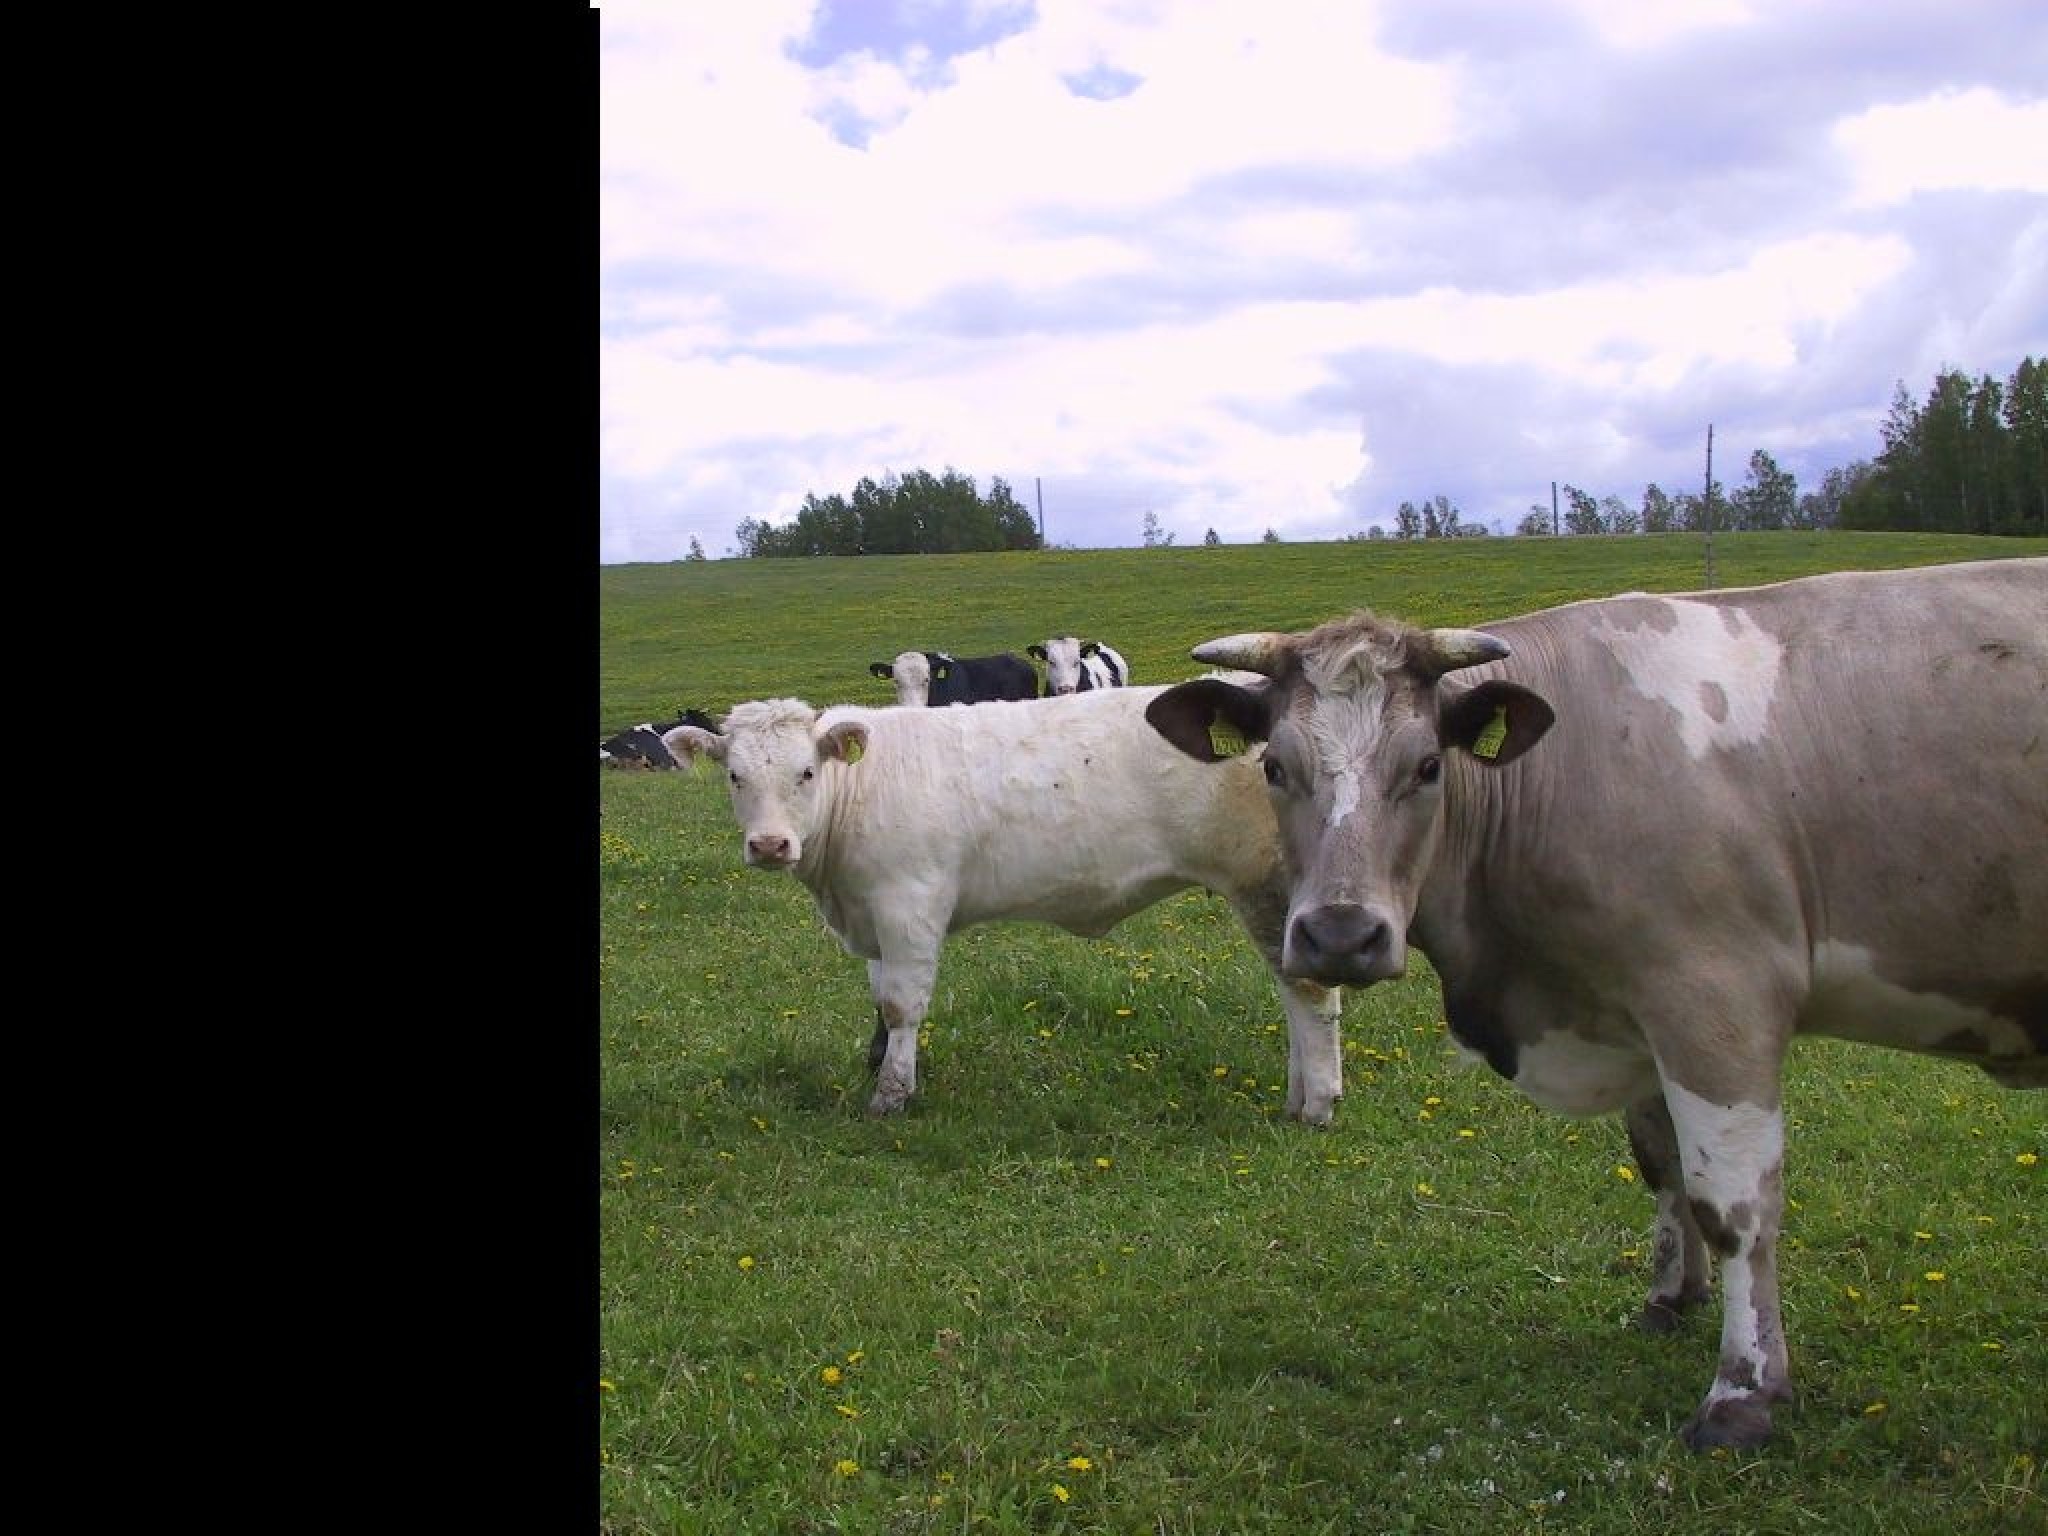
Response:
727,356,2044,556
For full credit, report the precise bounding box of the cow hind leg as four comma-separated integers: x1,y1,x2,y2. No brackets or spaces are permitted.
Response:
867,1008,888,1074
1658,1076,1793,1450
865,954,938,1116
1624,1094,1712,1332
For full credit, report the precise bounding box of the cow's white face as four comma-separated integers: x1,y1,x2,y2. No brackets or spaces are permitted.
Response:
883,651,931,707
1036,636,1088,695
665,701,868,870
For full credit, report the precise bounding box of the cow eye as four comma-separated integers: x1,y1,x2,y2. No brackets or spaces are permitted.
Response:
728,771,741,787
799,767,814,783
1417,754,1441,785
1263,757,1287,788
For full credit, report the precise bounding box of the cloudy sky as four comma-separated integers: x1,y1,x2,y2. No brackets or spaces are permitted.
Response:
598,1,2048,562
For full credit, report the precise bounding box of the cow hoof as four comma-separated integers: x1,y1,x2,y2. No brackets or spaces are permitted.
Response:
1638,1300,1684,1334
1680,1395,1775,1450
1294,1101,1337,1127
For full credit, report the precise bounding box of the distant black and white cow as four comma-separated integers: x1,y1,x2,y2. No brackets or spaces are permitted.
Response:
600,709,720,768
868,650,1039,707
1028,636,1128,695
1143,557,2047,1450
663,687,1345,1122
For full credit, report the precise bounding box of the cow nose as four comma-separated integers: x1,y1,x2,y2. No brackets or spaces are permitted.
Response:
746,833,795,866
1287,903,1402,983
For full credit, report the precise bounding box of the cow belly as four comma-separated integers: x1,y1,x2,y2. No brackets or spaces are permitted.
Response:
1508,1030,1661,1117
952,868,1193,939
1804,941,2045,1080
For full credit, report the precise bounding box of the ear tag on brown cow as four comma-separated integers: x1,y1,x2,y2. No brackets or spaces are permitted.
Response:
1208,715,1250,759
1471,704,1508,760
843,738,864,765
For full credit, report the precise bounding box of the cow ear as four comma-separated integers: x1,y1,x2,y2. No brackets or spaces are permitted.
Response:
1027,644,1047,661
1080,640,1099,656
663,724,728,766
1439,681,1553,767
869,662,893,679
1145,678,1271,763
818,719,870,766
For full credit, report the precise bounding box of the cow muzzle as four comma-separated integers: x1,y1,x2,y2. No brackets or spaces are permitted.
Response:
744,833,799,868
1284,902,1405,984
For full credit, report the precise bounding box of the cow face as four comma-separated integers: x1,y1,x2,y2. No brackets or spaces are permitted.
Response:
665,699,868,870
1146,616,1552,985
1031,636,1092,695
871,650,934,707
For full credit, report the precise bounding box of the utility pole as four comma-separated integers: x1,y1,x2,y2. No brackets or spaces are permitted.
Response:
1703,424,1717,588
1551,480,1559,537
1035,477,1045,546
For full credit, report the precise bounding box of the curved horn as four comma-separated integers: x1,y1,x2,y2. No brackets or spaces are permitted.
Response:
1412,627,1511,678
1190,632,1292,676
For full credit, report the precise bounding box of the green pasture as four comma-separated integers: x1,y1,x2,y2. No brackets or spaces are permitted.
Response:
598,532,2044,1534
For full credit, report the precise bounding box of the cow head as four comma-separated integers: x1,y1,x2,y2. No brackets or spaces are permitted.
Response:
870,650,937,707
1144,613,1553,985
664,699,868,870
1031,636,1094,695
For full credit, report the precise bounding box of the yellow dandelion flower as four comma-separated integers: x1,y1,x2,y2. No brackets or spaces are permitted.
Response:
737,1255,756,1272
846,1350,864,1365
834,1459,860,1478
1899,1302,1921,1314
1051,1484,1072,1504
1613,1165,1636,1182
1095,1157,1112,1170
1924,1270,1946,1283
599,1379,616,1393
1912,1230,1933,1241
751,1116,769,1131
1114,1007,1133,1017
1981,1340,2004,1351
821,1366,843,1386
1212,1065,1230,1078
1424,1095,1444,1108
1457,1128,1477,1140
835,1404,861,1419
1038,1028,1053,1039
1863,1400,1887,1417
1415,1182,1436,1198
1845,1284,1861,1301
1067,1455,1093,1472
2018,1151,2039,1167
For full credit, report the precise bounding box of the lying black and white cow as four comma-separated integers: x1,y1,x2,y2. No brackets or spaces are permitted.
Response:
600,709,720,768
868,650,1039,707
1028,636,1128,695
664,687,1345,1121
1142,557,2047,1449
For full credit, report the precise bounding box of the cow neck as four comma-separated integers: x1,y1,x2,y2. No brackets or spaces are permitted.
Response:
1407,737,1520,980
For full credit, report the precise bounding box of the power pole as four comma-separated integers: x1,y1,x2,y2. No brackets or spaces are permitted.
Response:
1551,480,1559,537
1703,424,1717,588
1035,477,1045,546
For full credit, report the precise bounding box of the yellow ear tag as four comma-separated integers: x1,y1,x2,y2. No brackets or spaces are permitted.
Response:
1208,715,1249,759
842,738,864,765
1471,705,1508,761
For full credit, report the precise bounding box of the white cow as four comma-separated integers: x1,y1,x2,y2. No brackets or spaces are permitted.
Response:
665,688,1344,1120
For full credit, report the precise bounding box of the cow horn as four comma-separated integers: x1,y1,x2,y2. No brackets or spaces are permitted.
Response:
1189,632,1291,675
1413,627,1511,677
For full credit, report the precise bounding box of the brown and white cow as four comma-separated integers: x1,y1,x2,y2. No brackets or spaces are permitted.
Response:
664,686,1345,1122
1142,557,2047,1449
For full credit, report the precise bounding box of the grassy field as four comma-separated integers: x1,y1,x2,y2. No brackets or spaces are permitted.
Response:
597,532,2045,1534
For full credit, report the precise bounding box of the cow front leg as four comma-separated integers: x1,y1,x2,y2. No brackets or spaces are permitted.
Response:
1624,1093,1712,1332
1278,978,1343,1125
864,954,937,1116
1659,1077,1793,1450
867,1008,888,1074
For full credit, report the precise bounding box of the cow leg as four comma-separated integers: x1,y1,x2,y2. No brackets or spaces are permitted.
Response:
1624,1093,1712,1331
864,952,938,1116
867,1008,888,1074
1658,1075,1793,1450
1278,978,1343,1125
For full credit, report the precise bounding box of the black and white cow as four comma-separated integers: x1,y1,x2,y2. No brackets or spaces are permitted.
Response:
1141,557,2048,1449
600,709,720,768
664,685,1346,1123
868,650,1039,707
1028,636,1129,695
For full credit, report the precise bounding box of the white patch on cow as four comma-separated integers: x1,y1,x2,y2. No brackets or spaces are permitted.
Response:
1302,673,1386,830
886,650,931,707
1807,940,2038,1064
1510,1031,1660,1117
1589,599,1783,760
